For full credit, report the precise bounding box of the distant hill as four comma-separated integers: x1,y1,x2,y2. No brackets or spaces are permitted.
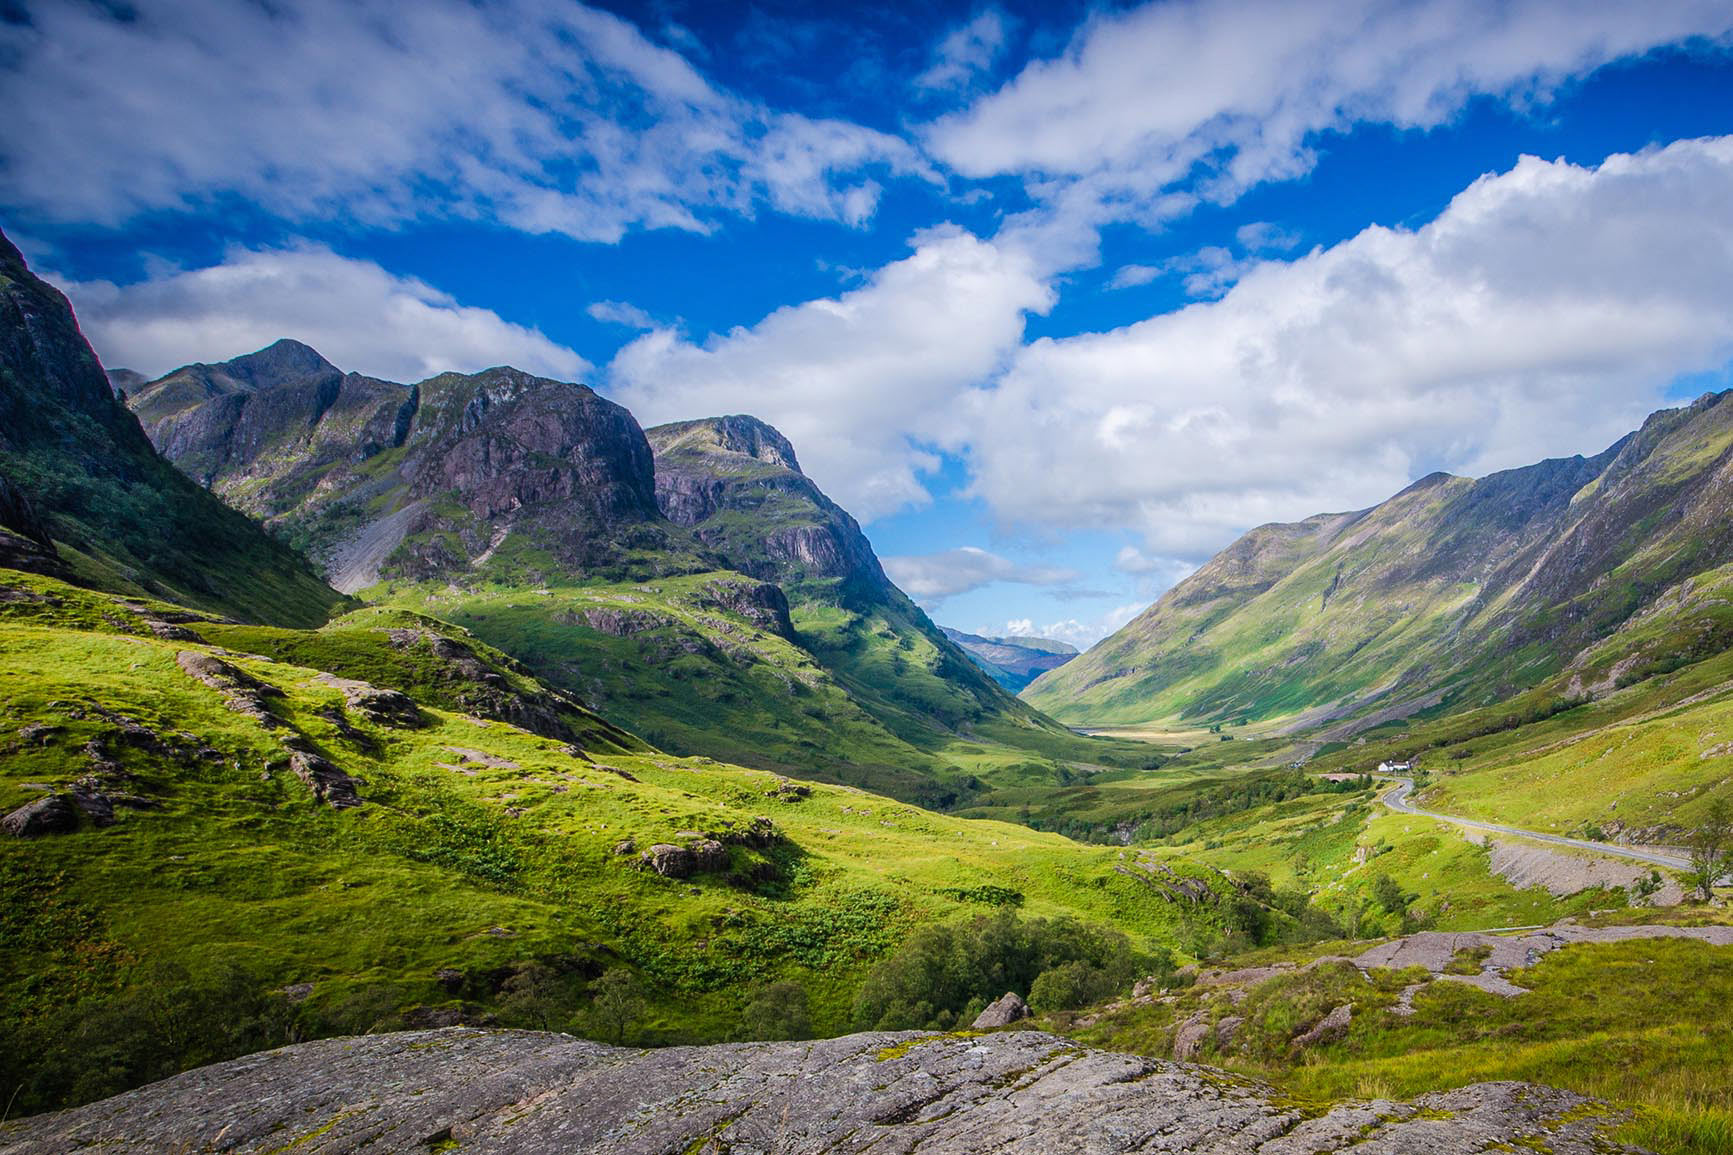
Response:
941,627,1078,693
0,230,343,627
1027,391,1733,732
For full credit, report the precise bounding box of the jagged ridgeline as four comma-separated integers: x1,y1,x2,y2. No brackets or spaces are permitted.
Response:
0,234,343,626
1027,390,1733,731
123,338,1146,804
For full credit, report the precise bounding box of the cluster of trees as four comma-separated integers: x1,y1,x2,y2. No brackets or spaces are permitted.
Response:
850,909,1168,1030
1133,771,1367,843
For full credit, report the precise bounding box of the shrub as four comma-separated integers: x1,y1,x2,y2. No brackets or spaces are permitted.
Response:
850,909,1145,1030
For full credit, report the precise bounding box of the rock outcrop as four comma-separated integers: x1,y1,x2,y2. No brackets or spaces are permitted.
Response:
1,793,80,837
646,414,889,591
972,991,1030,1028
0,1027,1634,1154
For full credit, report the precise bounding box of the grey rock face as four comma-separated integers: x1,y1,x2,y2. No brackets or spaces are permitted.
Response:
642,843,696,878
1,793,80,837
0,1028,1632,1154
972,991,1030,1029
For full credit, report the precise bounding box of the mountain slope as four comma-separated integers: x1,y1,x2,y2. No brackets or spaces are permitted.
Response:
0,565,1210,1116
1027,392,1733,730
942,627,1078,693
646,416,1047,732
130,357,1153,803
0,231,343,627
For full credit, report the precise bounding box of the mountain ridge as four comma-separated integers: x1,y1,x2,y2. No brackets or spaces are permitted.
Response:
0,231,344,626
1026,392,1733,731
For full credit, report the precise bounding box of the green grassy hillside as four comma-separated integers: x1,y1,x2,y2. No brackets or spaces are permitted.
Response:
0,566,1222,1117
1029,392,1733,734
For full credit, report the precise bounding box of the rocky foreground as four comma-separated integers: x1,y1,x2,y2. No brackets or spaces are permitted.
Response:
0,1027,1633,1154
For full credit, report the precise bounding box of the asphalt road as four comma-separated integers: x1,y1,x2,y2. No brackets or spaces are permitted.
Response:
1378,776,1692,871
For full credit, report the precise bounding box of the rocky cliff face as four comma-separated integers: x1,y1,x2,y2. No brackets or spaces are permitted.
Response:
129,349,684,589
0,230,343,626
647,414,887,591
130,338,411,492
0,1026,1631,1154
1027,391,1733,729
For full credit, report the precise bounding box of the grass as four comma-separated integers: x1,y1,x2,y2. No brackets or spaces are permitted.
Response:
1068,925,1733,1153
0,566,1215,1116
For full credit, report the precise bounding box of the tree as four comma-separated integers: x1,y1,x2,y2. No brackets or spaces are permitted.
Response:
740,981,812,1041
498,962,563,1031
1371,873,1412,916
1686,798,1732,902
588,969,644,1046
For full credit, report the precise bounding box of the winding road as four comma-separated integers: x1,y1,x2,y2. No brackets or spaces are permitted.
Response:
1378,776,1692,872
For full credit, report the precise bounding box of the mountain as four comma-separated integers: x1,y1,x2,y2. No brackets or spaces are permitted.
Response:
128,357,1149,804
645,415,1054,737
0,231,343,626
126,349,693,590
1026,391,1733,731
942,627,1078,692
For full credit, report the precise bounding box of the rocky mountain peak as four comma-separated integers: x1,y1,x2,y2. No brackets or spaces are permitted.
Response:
647,414,803,474
217,338,338,389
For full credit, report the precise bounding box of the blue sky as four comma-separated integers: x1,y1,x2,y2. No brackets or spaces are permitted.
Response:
6,1,1733,648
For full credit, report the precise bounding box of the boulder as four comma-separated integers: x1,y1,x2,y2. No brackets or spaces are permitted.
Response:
2,794,80,837
692,839,729,872
1171,1014,1211,1061
288,751,364,809
1292,1004,1353,1050
971,992,1029,1029
642,844,695,879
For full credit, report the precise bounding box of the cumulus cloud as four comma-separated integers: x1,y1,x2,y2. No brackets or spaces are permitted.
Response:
884,547,1079,604
0,0,927,241
916,9,1011,92
1003,603,1150,650
56,245,589,384
927,0,1733,227
962,137,1733,561
606,226,1052,520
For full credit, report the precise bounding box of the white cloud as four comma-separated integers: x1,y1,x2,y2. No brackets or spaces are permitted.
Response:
927,0,1733,226
1236,221,1302,253
0,0,926,241
1003,603,1150,650
883,546,1079,603
56,244,588,384
1109,264,1162,290
916,9,1011,92
963,137,1733,558
606,225,1052,520
588,301,659,330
